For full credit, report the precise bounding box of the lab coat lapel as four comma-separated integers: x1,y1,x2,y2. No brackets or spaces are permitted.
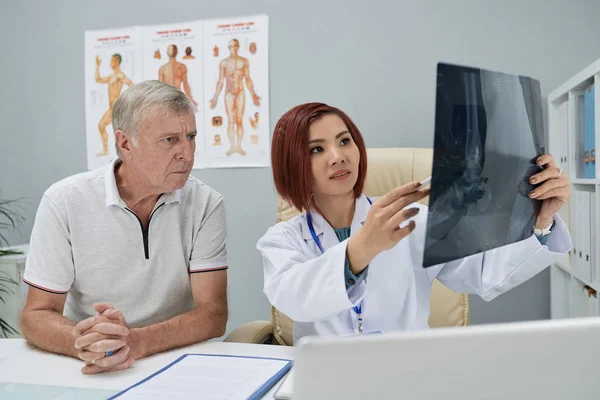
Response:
301,195,371,254
301,210,339,254
351,194,371,236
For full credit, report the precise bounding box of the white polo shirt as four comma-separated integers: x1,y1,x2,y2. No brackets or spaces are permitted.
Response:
23,159,227,328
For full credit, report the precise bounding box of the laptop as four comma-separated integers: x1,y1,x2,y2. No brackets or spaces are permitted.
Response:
288,317,600,399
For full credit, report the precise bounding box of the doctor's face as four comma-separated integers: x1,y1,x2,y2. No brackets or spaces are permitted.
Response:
308,113,360,199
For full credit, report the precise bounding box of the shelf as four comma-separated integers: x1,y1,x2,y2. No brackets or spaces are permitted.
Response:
553,261,598,293
555,260,571,273
571,272,599,293
572,179,598,185
550,265,571,319
549,56,600,321
549,92,568,105
548,58,600,102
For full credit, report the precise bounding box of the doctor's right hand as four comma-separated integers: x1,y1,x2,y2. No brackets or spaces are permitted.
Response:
347,182,429,274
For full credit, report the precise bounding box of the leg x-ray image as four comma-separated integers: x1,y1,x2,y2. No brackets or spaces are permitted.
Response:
423,62,545,267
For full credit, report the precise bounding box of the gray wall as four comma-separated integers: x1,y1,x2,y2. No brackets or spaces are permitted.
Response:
2,0,600,333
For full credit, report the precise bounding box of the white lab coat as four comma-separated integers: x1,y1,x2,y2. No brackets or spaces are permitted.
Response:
257,195,571,343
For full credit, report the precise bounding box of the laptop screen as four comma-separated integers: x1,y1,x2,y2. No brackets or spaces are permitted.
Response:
423,62,545,267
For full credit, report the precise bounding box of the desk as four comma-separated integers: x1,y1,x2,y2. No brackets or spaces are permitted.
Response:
0,339,293,398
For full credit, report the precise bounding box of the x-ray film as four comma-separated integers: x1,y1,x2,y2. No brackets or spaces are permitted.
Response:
423,62,545,267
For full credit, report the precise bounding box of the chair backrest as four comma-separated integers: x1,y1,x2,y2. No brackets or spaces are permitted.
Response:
271,148,470,346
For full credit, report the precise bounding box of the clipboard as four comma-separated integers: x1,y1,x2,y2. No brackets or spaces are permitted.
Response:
109,353,292,400
274,367,294,400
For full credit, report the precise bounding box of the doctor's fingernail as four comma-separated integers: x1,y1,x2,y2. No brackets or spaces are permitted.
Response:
530,178,537,184
530,192,538,198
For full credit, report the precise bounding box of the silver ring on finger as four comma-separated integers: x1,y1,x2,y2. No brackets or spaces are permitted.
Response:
558,167,563,177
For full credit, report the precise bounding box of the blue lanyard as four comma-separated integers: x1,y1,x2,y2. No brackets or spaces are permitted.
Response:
306,197,372,334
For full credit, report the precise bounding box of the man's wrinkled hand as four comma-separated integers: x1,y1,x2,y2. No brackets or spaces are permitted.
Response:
93,303,144,363
72,304,135,374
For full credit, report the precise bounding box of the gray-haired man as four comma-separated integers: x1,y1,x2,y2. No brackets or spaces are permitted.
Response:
21,80,228,374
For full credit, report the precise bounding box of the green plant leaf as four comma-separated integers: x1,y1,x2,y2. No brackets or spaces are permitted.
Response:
0,280,15,288
0,282,15,291
0,208,17,226
0,268,18,306
0,277,18,285
0,250,24,257
0,191,26,248
0,318,19,338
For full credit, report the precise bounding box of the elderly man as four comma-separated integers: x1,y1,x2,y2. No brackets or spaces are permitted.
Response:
20,80,228,374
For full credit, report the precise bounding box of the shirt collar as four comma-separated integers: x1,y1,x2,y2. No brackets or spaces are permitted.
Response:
104,158,182,208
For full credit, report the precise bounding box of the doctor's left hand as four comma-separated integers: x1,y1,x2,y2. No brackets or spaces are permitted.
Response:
528,154,571,228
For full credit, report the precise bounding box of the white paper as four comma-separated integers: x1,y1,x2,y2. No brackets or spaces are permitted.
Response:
142,21,206,169
113,354,290,399
203,15,270,168
84,27,143,171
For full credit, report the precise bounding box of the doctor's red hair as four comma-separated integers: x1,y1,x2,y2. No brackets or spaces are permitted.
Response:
271,102,368,212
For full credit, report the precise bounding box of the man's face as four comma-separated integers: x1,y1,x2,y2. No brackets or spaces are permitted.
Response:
128,111,196,193
110,56,119,69
228,40,239,55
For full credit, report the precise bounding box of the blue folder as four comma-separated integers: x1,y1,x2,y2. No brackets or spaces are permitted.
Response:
584,83,595,179
108,353,292,400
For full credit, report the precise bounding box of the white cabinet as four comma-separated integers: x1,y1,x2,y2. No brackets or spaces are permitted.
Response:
549,59,600,319
0,244,29,338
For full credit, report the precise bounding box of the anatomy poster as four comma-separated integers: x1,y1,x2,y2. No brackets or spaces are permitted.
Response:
84,14,269,170
84,27,143,171
142,21,205,169
203,15,270,168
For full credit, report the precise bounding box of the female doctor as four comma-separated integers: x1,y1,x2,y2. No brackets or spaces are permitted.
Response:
257,102,572,343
